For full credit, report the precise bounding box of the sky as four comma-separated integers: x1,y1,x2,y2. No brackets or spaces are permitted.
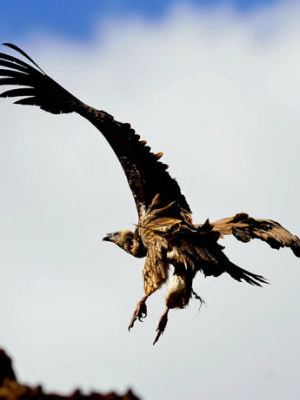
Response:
0,0,285,42
0,0,300,399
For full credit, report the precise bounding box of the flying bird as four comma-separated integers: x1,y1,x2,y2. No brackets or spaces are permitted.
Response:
1,43,299,344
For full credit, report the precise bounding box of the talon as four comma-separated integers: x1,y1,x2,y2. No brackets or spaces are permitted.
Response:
137,302,147,321
153,308,169,345
192,289,206,310
128,296,148,331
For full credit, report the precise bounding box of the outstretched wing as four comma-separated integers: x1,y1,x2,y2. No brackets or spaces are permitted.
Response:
208,213,300,257
0,43,191,220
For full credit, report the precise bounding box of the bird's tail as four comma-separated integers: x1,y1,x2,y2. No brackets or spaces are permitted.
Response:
0,43,82,114
226,262,268,286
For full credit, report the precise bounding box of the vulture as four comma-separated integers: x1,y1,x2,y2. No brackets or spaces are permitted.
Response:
1,43,300,344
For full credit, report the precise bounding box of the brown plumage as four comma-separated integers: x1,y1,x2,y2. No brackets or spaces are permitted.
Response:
1,44,300,344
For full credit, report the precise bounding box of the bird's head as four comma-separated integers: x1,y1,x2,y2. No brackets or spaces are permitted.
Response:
103,230,146,257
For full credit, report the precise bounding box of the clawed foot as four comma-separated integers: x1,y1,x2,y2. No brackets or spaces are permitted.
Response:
153,308,169,345
192,289,206,310
128,296,148,331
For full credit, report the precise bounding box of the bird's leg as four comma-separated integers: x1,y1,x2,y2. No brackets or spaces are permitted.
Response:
153,307,169,345
128,295,148,330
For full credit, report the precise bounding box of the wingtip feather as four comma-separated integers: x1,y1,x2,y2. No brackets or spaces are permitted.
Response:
2,43,45,73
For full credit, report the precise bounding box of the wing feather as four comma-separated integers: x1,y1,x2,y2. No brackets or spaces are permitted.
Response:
209,213,300,257
0,43,191,219
143,245,169,296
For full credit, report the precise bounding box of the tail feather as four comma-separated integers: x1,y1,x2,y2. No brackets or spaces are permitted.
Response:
0,43,81,114
226,262,268,287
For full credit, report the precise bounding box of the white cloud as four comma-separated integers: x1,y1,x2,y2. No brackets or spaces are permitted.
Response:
0,2,300,399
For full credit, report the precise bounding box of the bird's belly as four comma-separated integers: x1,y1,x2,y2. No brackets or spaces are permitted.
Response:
165,274,190,309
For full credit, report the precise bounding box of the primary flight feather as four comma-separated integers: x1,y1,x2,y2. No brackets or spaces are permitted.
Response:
1,43,299,344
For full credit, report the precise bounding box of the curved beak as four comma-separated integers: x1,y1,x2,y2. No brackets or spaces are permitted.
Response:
103,233,113,242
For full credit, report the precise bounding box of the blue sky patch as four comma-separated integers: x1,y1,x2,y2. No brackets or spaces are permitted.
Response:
1,0,283,42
